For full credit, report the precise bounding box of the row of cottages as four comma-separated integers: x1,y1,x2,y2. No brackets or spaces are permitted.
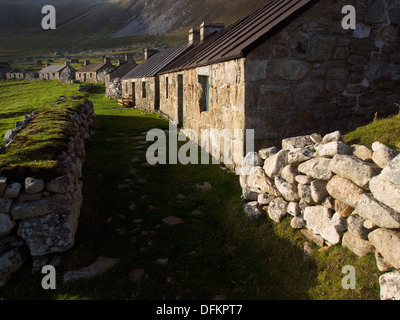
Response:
38,62,76,81
75,58,115,83
6,70,25,80
130,0,400,170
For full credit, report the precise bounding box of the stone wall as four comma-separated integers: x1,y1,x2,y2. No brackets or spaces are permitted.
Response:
160,58,247,167
239,130,400,300
245,0,400,151
106,78,122,99
0,100,95,286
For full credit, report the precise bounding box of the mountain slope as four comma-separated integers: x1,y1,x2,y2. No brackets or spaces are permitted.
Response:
0,0,270,37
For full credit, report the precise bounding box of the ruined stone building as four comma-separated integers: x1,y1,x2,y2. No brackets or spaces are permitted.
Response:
156,0,400,169
121,45,193,110
39,62,76,81
75,58,114,83
6,70,26,80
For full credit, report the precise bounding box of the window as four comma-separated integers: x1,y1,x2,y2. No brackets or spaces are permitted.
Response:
142,81,147,98
165,77,169,99
198,75,209,112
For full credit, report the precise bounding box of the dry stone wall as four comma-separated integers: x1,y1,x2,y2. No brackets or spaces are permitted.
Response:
0,100,95,286
240,131,400,300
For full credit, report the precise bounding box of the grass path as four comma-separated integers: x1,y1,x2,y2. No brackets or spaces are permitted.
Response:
0,82,381,300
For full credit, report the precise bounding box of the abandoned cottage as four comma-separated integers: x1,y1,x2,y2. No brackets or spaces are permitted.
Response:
154,0,400,169
76,58,115,83
39,62,76,81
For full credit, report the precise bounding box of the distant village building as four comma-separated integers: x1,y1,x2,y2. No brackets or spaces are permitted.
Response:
75,58,115,83
157,0,400,169
6,70,26,80
121,45,194,110
39,63,76,81
105,54,137,87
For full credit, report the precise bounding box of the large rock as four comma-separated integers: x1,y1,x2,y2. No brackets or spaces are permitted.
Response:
0,197,12,214
347,213,370,240
352,145,373,161
317,141,351,158
24,177,44,194
268,197,288,223
329,154,381,188
282,135,316,149
263,149,289,178
380,154,400,185
0,247,26,287
0,214,15,237
281,165,299,184
310,180,329,204
274,176,300,202
326,175,364,207
304,206,342,245
5,182,21,199
17,210,76,256
11,194,70,220
342,231,375,257
45,175,73,193
298,158,333,180
380,271,400,300
298,184,313,204
371,142,399,168
243,201,264,220
247,166,281,196
369,228,400,269
322,131,342,144
355,193,400,229
287,147,314,165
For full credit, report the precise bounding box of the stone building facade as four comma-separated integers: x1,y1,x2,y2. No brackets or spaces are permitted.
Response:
39,63,76,81
158,0,400,170
75,58,115,83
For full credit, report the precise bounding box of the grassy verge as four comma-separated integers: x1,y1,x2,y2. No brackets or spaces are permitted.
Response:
0,81,382,300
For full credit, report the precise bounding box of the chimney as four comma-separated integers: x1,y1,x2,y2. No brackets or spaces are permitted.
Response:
125,53,134,62
118,60,124,66
188,28,200,46
144,48,159,60
200,22,224,41
65,62,70,66
84,60,91,66
104,57,111,64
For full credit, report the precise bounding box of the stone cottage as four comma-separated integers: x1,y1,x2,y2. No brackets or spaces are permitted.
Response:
158,0,400,170
39,63,76,81
121,45,194,111
105,54,137,87
6,70,25,80
75,58,115,83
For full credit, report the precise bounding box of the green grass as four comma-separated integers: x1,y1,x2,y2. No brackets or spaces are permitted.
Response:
0,80,382,300
343,113,400,151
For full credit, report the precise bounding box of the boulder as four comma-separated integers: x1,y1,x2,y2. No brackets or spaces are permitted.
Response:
242,187,259,201
243,201,265,220
17,210,76,256
371,142,399,168
247,166,281,196
342,231,375,257
310,180,329,204
243,152,263,167
45,175,73,193
287,201,301,217
304,206,342,245
287,147,314,165
268,197,288,223
274,176,300,202
5,182,21,199
355,193,400,229
347,213,370,240
258,147,278,160
326,175,364,207
298,158,333,180
317,141,351,158
352,144,373,161
380,271,400,300
282,135,315,149
11,194,70,220
263,149,289,178
0,197,12,214
0,214,15,237
298,184,313,204
368,228,400,269
322,131,342,144
0,247,26,287
25,177,44,194
295,175,313,185
329,154,381,188
281,165,299,184
291,216,305,229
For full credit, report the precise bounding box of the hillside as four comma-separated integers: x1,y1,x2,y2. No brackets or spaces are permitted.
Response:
0,0,270,57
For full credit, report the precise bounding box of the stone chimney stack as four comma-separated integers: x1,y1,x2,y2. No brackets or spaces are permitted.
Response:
104,57,111,64
84,60,90,66
144,48,159,60
200,22,224,41
125,53,135,63
188,28,200,46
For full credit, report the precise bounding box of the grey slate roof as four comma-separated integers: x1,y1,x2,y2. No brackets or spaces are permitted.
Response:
162,0,317,73
39,64,67,73
122,43,192,79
